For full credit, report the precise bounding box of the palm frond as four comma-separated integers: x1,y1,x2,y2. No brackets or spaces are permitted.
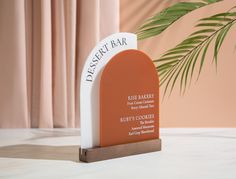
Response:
137,0,222,40
155,11,236,97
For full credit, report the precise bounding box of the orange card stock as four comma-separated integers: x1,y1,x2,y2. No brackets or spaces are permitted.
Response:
100,49,159,147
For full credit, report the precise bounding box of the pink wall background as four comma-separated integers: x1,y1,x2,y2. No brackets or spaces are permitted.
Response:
120,0,236,127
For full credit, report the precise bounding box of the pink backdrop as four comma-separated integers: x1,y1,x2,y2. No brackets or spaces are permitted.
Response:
0,0,119,128
120,0,236,127
0,0,235,128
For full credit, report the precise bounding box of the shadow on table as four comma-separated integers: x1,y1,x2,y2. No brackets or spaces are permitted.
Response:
0,144,81,162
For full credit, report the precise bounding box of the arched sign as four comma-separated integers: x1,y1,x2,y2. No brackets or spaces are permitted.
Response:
100,50,159,147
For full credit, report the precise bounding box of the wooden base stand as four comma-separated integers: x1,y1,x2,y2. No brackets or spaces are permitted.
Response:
79,139,161,163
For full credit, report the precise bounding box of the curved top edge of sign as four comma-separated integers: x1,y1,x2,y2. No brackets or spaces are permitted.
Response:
80,32,137,85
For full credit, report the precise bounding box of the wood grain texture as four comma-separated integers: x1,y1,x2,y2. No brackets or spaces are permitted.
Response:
79,139,161,163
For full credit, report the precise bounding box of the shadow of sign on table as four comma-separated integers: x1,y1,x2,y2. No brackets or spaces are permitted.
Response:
0,144,80,162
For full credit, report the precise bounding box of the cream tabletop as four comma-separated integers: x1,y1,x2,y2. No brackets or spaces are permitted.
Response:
0,128,235,179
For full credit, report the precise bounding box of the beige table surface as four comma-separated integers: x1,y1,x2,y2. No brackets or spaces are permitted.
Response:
0,128,235,179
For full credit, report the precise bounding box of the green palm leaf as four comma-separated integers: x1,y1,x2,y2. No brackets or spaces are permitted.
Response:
137,0,222,40
155,11,236,97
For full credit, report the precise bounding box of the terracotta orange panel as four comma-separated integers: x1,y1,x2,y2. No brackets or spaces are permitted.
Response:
100,49,159,147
